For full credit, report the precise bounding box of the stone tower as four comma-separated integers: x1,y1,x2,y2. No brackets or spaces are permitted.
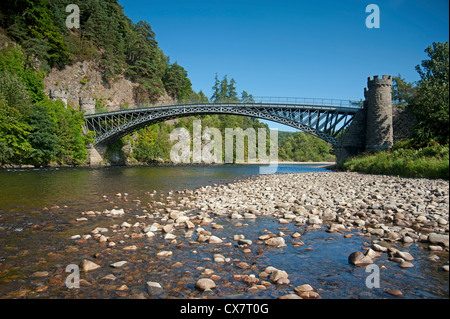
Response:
364,75,393,151
79,97,96,115
50,89,68,106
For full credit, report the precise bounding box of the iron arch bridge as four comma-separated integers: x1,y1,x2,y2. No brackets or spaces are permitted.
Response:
84,98,361,146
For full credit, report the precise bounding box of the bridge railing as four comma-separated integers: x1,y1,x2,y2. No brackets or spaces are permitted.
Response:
94,97,362,114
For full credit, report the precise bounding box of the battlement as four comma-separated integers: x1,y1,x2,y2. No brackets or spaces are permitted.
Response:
50,89,68,99
79,97,96,105
49,89,68,106
367,75,392,88
79,97,96,115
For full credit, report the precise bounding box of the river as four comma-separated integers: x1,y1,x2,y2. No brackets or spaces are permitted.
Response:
0,164,448,299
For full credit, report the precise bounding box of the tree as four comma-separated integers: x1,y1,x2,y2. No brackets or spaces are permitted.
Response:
211,74,240,103
211,73,221,102
0,95,33,165
0,46,46,103
163,62,193,101
227,78,238,102
392,74,416,105
27,102,60,166
241,90,255,103
411,41,449,144
133,123,169,162
0,69,32,119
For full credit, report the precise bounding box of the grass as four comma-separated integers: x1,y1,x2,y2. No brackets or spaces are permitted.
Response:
338,141,449,180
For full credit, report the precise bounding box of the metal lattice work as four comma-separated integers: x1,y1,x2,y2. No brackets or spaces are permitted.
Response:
84,102,361,146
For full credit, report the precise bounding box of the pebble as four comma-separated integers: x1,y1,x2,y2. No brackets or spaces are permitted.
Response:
146,281,163,295
101,274,116,281
265,237,287,248
279,294,302,299
195,278,216,291
386,288,403,297
156,251,173,257
209,235,223,244
294,284,314,293
398,260,414,268
299,291,321,299
394,251,414,261
236,262,250,269
79,259,101,272
110,261,128,268
348,251,373,265
32,271,49,277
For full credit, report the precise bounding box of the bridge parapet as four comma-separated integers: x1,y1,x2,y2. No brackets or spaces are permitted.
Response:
124,96,360,111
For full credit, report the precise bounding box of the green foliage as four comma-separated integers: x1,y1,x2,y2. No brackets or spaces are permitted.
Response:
0,46,46,103
338,141,449,180
392,74,416,105
46,99,92,165
0,69,32,119
278,131,335,162
0,95,33,165
0,0,70,67
133,123,170,163
124,20,168,100
411,41,449,144
27,101,60,166
163,62,193,101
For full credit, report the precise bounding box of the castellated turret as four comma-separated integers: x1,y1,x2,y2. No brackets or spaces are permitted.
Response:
50,89,68,106
364,75,393,151
79,97,96,115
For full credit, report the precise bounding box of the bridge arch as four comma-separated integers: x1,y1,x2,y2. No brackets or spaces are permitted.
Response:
84,102,359,147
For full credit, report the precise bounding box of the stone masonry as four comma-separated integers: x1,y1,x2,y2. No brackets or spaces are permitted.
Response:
336,75,396,163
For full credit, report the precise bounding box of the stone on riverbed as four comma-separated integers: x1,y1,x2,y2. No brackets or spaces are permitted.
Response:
294,284,314,293
146,281,163,295
110,261,127,268
80,259,101,272
427,233,449,247
209,235,223,244
398,260,414,268
394,251,414,261
156,250,173,257
195,278,216,291
265,237,286,248
348,251,374,266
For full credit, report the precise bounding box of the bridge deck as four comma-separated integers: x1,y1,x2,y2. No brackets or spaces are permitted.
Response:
84,101,362,146
85,102,360,119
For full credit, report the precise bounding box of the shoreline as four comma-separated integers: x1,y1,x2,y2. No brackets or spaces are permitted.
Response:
1,161,336,171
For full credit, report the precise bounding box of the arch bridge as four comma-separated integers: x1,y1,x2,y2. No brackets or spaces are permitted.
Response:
83,75,394,164
84,97,360,146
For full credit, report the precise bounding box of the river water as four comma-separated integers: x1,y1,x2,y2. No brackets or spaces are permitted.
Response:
0,164,448,299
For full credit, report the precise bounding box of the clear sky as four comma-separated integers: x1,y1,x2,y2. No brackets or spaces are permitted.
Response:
119,0,449,131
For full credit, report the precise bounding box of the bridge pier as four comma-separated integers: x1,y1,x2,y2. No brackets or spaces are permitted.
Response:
88,145,106,166
336,75,393,163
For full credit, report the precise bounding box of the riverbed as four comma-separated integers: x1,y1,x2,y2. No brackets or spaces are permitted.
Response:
0,165,448,299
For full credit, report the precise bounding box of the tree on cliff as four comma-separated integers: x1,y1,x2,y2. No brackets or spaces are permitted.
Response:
163,62,193,101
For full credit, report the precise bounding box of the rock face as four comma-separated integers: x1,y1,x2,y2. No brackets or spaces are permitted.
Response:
43,60,175,113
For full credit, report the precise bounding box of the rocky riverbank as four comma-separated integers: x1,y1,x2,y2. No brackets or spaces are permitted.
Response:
1,172,448,299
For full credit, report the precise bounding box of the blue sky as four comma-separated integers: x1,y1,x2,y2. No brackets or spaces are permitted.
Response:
119,0,449,131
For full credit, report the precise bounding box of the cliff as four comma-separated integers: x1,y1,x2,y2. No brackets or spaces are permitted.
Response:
44,60,175,113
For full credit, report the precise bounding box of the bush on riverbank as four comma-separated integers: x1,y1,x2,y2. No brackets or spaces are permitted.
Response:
338,141,449,180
